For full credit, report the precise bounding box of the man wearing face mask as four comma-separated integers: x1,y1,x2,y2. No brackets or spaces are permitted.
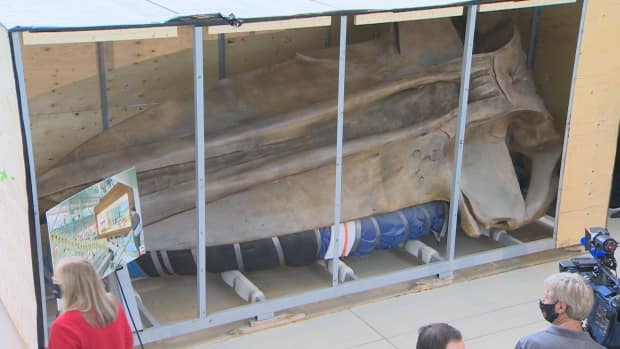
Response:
514,272,605,349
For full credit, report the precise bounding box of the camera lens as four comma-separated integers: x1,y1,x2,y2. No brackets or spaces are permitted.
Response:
604,239,618,253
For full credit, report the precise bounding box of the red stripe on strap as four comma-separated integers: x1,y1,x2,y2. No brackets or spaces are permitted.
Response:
342,223,349,257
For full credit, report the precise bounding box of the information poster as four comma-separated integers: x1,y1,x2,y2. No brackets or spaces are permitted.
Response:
46,168,145,278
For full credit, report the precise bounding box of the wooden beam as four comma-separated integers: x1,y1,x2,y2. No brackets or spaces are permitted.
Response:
480,0,576,12
354,7,463,25
22,27,178,45
208,16,331,34
556,0,620,247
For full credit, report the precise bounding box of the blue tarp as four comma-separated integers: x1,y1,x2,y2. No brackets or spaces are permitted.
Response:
0,0,473,32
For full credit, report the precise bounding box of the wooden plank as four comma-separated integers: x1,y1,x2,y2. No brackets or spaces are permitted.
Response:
109,26,193,69
22,27,178,45
0,25,38,349
480,0,576,12
354,7,463,25
208,16,331,34
556,0,620,247
556,208,608,247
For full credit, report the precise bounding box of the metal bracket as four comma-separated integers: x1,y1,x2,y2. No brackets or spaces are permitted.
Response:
609,208,620,218
135,293,160,327
318,259,358,283
438,270,454,279
538,214,555,229
108,267,144,331
221,270,266,303
254,312,275,321
404,240,443,264
225,14,244,28
489,230,523,246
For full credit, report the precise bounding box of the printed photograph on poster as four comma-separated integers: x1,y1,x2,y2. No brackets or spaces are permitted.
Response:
46,168,145,278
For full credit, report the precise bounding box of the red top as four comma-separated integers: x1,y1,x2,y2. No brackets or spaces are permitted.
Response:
48,303,134,349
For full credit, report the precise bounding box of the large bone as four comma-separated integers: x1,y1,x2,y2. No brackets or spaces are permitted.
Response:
38,20,561,249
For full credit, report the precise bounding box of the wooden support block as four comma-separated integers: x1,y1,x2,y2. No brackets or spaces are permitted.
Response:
22,27,178,45
480,0,576,12
208,16,331,34
354,7,463,25
228,312,306,336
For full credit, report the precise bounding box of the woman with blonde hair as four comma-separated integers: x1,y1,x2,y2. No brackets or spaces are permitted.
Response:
48,256,133,349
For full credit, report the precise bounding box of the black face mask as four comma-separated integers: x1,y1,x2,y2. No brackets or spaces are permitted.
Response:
539,300,559,323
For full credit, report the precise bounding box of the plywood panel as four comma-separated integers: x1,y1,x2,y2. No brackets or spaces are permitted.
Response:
354,7,463,25
330,17,389,47
31,110,102,169
556,0,620,247
109,26,194,69
480,0,575,12
532,2,581,130
208,16,331,34
556,207,608,247
28,74,101,115
22,26,178,45
105,48,197,121
0,26,38,349
21,41,98,98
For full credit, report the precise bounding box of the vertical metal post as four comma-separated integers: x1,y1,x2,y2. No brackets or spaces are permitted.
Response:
446,5,478,263
96,42,110,129
10,31,49,344
331,16,348,287
217,34,226,80
527,7,542,69
325,26,332,48
553,0,589,243
193,26,207,319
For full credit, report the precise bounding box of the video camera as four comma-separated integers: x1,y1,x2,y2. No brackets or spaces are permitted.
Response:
560,227,620,348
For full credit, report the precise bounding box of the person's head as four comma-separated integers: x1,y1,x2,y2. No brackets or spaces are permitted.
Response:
539,272,594,324
54,256,117,327
417,323,464,349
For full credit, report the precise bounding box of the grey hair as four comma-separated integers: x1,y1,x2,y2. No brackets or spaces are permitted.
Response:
544,272,594,321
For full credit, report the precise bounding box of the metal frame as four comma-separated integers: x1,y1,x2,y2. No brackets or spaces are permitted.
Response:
96,42,110,129
330,16,348,287
217,34,226,80
446,4,478,263
527,7,543,69
193,26,207,320
7,2,587,346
